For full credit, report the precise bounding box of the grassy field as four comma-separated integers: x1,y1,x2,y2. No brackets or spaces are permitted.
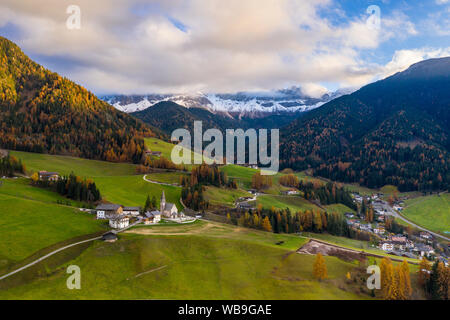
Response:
0,186,106,268
220,164,259,188
94,175,182,210
9,150,183,210
402,193,450,234
204,186,253,208
144,137,178,159
0,178,84,207
10,151,137,177
0,220,369,300
145,172,187,184
256,195,322,212
324,204,356,214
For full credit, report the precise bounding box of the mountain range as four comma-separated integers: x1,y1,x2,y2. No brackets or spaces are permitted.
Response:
102,88,352,117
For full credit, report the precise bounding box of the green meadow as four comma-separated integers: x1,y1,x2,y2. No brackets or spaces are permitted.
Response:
0,180,106,268
402,193,450,234
145,172,187,184
324,204,356,214
94,175,182,210
0,221,368,300
204,186,253,208
10,151,137,177
256,194,322,212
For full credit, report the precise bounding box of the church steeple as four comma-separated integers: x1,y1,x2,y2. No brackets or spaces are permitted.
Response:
160,191,166,212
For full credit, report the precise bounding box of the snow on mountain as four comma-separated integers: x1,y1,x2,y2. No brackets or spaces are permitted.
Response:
102,87,355,116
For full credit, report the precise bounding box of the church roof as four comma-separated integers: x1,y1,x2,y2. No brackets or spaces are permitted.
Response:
165,203,176,210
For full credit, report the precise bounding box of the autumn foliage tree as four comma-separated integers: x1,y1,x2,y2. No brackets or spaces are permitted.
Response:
313,253,328,281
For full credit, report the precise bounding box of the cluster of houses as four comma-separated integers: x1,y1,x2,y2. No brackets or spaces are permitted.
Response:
348,192,449,264
95,191,184,229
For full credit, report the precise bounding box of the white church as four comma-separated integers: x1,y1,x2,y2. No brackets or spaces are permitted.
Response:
160,191,180,218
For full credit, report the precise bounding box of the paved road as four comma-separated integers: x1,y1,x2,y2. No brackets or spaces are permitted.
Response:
143,174,181,187
379,201,450,242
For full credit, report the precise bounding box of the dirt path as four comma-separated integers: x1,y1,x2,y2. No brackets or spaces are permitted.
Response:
134,265,167,278
125,221,215,236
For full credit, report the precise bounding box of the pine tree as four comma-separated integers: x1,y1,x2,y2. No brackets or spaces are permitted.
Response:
144,195,151,212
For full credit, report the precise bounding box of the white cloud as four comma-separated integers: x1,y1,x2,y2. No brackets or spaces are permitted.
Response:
0,0,433,95
379,47,450,78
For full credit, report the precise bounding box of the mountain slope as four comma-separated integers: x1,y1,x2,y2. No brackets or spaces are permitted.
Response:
131,101,239,133
0,37,155,163
280,58,450,192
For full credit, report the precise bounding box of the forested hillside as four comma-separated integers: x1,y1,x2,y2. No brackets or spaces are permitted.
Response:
281,58,450,192
0,36,155,163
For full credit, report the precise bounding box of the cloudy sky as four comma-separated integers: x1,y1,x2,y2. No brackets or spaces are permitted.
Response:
0,0,449,96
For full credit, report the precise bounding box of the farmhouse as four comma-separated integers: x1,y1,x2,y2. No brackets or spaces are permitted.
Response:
282,190,299,196
160,191,179,218
109,216,129,229
381,242,394,251
144,211,161,224
420,232,433,240
123,206,141,216
237,202,255,210
145,150,162,157
95,203,123,219
38,171,59,182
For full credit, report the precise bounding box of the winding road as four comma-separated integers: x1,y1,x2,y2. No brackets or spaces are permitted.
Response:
143,174,181,187
379,200,450,242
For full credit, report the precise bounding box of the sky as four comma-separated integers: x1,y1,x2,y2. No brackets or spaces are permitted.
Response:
0,0,449,97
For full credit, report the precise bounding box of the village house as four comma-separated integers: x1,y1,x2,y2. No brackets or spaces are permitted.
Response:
38,171,59,182
237,202,255,211
391,236,407,251
414,244,435,257
282,190,299,196
145,150,162,157
381,242,394,251
144,211,161,224
95,203,123,219
109,216,129,229
123,206,141,216
374,227,386,235
420,232,433,240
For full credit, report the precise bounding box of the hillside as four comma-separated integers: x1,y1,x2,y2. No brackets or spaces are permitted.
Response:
280,58,450,192
132,101,238,134
0,37,154,163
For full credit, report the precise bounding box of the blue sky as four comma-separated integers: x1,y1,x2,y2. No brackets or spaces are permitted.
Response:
0,0,449,96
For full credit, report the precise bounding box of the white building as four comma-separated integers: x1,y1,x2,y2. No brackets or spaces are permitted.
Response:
381,242,394,251
160,191,179,218
95,203,123,220
109,216,129,229
145,211,161,224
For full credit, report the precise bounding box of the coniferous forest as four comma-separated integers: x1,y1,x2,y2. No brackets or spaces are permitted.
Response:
0,36,155,163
